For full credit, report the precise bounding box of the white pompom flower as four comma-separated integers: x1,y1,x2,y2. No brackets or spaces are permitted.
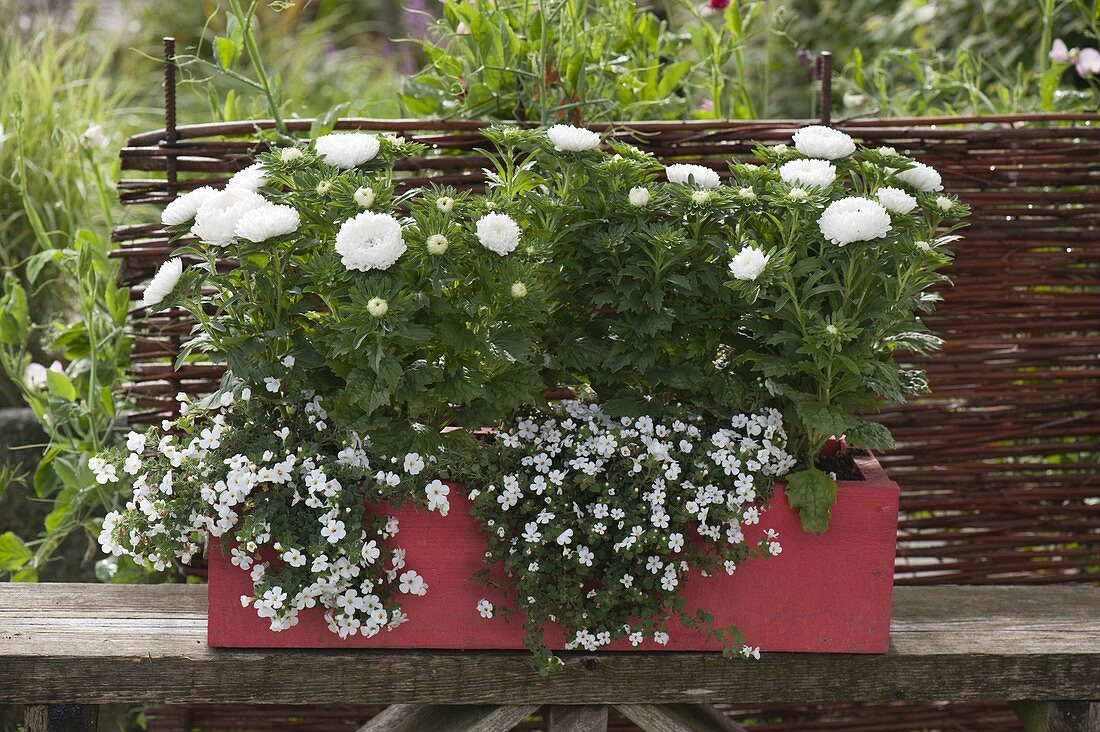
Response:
234,203,300,243
547,124,601,152
191,188,266,246
314,132,381,169
476,213,521,256
875,186,918,214
729,246,770,281
141,257,184,308
161,186,216,226
226,162,267,192
817,197,892,246
791,125,856,159
895,161,943,192
779,159,837,187
335,211,407,271
665,163,720,189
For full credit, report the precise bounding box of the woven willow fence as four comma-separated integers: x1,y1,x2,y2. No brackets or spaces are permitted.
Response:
114,113,1099,731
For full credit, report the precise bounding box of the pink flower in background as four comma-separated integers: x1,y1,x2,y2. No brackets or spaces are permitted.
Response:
1076,47,1100,77
710,0,731,8
1049,38,1070,63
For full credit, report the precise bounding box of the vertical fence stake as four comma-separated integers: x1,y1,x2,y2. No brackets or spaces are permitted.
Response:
164,36,178,201
819,51,833,125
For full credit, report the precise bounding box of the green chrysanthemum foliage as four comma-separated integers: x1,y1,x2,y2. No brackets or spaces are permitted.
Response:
158,134,546,456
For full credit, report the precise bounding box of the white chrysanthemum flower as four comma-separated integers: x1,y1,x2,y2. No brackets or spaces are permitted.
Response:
141,257,184,308
935,195,953,212
334,211,406,271
875,186,917,214
226,162,267,192
628,187,651,206
792,125,856,159
426,234,449,254
547,124,600,152
738,187,757,200
511,282,528,298
279,147,303,162
234,203,300,242
788,187,809,201
314,132,381,169
818,197,892,246
191,188,266,246
691,190,711,204
476,213,521,255
895,162,943,192
354,187,375,209
665,163,720,189
436,196,455,213
161,186,216,226
316,180,332,195
729,246,769,281
779,159,837,187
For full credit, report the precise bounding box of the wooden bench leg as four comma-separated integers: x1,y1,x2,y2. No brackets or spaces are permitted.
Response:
543,705,609,731
615,704,747,732
24,705,99,732
356,703,538,731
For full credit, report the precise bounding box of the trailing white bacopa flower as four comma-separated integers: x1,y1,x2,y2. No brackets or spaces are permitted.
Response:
141,257,184,308
335,211,407,271
875,186,918,214
665,163,721,189
226,162,267,192
779,159,837,187
817,197,892,246
191,188,267,246
314,132,381,169
161,186,216,226
234,203,300,243
476,213,521,255
895,161,943,192
547,124,601,152
791,125,856,159
729,246,770,281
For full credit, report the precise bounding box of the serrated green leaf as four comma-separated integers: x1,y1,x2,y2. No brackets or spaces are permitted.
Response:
0,531,33,572
784,467,837,534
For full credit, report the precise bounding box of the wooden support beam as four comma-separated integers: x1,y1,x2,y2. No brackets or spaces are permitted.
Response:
543,705,609,731
25,705,99,732
357,703,538,732
615,703,748,732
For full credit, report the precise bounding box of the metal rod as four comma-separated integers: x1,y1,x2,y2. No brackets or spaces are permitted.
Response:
164,37,179,200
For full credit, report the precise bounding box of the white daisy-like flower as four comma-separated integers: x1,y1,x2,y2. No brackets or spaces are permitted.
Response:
140,257,184,308
665,163,720,189
191,188,266,246
161,186,216,226
354,186,375,209
729,246,769,281
779,159,837,187
476,213,521,256
426,234,449,255
314,132,381,169
895,161,943,192
817,197,892,246
510,282,528,298
234,203,300,242
226,162,267,192
792,125,856,159
628,187,651,206
875,186,917,214
367,297,389,318
335,211,406,271
547,124,600,152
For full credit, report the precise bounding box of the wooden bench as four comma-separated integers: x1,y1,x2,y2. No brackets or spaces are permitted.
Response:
1,584,1097,731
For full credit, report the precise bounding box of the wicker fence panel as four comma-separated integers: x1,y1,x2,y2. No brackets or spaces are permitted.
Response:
113,114,1100,589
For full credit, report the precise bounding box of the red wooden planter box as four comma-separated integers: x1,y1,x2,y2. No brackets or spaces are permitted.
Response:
209,450,899,653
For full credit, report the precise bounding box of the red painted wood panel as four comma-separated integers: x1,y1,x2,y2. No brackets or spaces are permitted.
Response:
209,452,898,653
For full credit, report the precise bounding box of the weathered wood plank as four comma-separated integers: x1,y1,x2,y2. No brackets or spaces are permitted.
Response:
357,703,538,731
543,705,608,731
0,585,1097,706
25,704,99,732
615,703,748,731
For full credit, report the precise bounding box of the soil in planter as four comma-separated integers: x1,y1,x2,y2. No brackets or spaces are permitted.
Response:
814,449,865,481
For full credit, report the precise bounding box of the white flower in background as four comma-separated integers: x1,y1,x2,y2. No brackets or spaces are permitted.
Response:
729,246,769,281
234,203,300,242
354,186,375,209
81,123,108,149
191,188,266,246
818,197,892,246
426,234,449,254
22,362,48,390
791,125,856,159
665,163,720,189
653,631,670,645
667,533,684,552
742,645,761,660
476,599,494,618
628,187,651,206
935,195,953,212
125,431,146,453
264,376,281,393
398,570,427,596
547,124,600,151
426,479,450,515
436,196,455,213
895,161,943,192
123,453,141,475
476,213,521,255
314,132,381,168
779,159,836,187
403,453,425,475
161,186,216,226
335,211,406,271
279,147,303,162
510,282,528,298
367,297,389,318
875,186,918,214
556,528,574,546
282,548,307,567
226,162,267,192
320,518,346,543
140,257,184,308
